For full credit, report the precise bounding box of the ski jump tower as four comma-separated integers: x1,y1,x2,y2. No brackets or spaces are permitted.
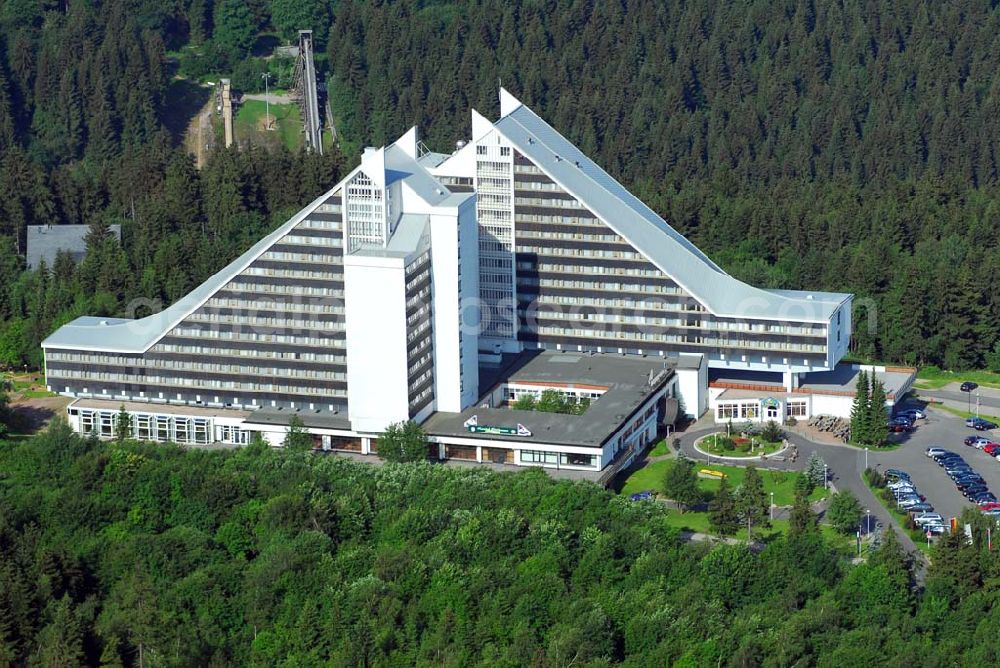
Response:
292,30,323,154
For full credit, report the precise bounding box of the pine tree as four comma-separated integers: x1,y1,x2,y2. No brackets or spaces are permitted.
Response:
805,452,827,488
850,369,870,445
708,475,739,535
283,416,313,451
788,487,817,536
114,405,132,442
868,377,888,447
736,465,769,533
662,455,702,512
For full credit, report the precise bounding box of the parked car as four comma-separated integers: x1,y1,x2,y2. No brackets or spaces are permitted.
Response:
888,422,913,433
975,421,998,431
979,502,1000,512
926,447,947,458
900,408,926,420
961,485,989,499
965,436,990,448
629,490,655,501
946,466,974,477
954,473,985,485
885,469,910,480
899,497,927,509
936,453,964,464
906,502,934,513
914,513,943,525
925,523,947,535
974,492,998,504
961,381,979,392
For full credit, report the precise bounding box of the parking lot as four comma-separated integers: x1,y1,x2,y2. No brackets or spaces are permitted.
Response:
871,404,1000,522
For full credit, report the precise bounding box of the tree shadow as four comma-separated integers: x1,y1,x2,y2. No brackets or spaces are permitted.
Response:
10,405,56,431
160,79,213,145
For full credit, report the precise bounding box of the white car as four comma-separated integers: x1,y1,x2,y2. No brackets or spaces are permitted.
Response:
898,498,924,508
914,513,943,526
925,447,946,458
901,408,926,420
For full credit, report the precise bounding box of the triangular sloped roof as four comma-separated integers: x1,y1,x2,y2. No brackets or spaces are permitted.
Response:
493,92,849,323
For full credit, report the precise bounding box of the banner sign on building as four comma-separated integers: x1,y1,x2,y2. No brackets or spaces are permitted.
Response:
463,414,532,437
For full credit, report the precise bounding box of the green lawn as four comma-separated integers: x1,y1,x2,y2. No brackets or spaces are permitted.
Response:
699,434,783,458
915,367,1000,390
621,460,828,506
234,100,303,151
648,439,670,457
657,510,856,553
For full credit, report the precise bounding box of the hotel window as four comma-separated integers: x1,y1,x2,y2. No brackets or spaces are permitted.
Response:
99,412,114,437
136,414,151,440
786,401,808,417
717,403,739,420
560,452,597,468
521,450,559,465
740,403,760,419
155,416,171,442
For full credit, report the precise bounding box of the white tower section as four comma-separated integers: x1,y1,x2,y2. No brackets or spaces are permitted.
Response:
474,130,518,350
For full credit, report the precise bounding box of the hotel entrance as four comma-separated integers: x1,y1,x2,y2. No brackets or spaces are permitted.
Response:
763,397,781,420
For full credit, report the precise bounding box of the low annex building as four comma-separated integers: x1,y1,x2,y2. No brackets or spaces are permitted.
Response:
708,364,917,424
43,89,856,474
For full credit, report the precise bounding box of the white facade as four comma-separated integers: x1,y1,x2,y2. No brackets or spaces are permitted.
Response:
344,253,412,432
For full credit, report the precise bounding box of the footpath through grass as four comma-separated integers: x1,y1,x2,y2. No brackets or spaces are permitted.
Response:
916,367,1000,390
621,459,828,506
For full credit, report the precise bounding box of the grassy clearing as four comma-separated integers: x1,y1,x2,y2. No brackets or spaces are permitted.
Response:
915,367,1000,390
655,510,855,553
648,440,670,457
234,100,303,151
621,459,828,506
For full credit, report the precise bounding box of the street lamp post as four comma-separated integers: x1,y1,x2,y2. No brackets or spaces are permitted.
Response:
865,446,868,470
261,72,272,131
824,463,828,490
770,491,774,521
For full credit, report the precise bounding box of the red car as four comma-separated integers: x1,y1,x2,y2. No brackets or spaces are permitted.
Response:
984,443,1000,456
979,502,1000,511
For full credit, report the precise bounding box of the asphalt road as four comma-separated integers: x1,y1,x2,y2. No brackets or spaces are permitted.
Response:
675,402,1000,571
919,385,1000,413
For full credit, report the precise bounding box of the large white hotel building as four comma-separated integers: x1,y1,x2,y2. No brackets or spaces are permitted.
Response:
42,90,869,476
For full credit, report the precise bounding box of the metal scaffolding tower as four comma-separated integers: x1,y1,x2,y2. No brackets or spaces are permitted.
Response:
292,30,323,154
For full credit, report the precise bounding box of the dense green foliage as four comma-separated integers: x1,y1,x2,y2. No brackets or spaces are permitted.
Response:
4,425,1000,664
512,389,589,415
323,0,1000,370
661,455,702,511
0,1,345,368
376,420,429,463
2,0,1000,371
826,491,864,535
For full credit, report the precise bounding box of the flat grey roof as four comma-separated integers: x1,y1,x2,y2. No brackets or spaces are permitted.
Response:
242,407,352,431
424,350,675,448
710,365,916,398
26,224,121,269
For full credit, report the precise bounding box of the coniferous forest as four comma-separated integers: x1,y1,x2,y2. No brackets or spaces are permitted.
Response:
3,2,1000,665
4,423,1000,665
0,1,999,370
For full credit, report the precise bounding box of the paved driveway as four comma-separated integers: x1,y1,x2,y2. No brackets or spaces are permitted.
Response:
674,403,1000,571
919,383,1000,413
